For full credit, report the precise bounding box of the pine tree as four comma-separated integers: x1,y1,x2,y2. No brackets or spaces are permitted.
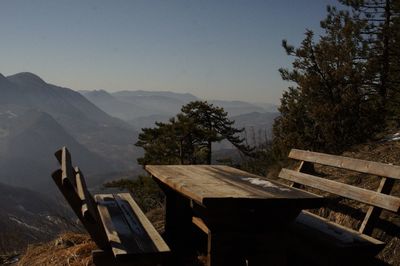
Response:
341,0,400,126
273,5,375,156
135,121,181,165
181,101,253,164
135,101,252,165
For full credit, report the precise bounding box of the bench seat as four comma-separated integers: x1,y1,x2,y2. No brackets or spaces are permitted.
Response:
278,149,400,265
290,211,384,252
52,147,170,266
94,193,170,262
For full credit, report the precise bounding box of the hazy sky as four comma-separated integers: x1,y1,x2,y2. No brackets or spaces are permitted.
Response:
1,0,337,103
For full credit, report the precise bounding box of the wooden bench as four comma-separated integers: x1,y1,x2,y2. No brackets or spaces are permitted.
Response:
51,147,170,266
279,149,400,265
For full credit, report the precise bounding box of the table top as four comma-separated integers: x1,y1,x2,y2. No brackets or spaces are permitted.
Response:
145,165,323,210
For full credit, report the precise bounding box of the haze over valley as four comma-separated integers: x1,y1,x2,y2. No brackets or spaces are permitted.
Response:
0,72,277,252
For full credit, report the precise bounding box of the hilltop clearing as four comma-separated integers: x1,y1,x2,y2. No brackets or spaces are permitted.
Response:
16,138,400,265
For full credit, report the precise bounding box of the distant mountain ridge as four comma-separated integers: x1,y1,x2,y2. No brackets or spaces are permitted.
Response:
80,89,278,132
80,89,199,121
0,72,141,193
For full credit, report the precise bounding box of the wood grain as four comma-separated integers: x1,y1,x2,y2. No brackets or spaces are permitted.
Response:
294,211,384,245
116,193,170,253
289,149,400,180
279,169,400,212
94,193,170,258
60,147,76,186
358,177,396,234
192,216,210,234
145,165,322,207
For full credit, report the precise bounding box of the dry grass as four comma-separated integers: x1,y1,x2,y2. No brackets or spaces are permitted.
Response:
18,232,95,266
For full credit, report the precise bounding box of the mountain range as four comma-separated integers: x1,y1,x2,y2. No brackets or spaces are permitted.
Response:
80,89,278,131
0,72,278,192
0,71,278,254
0,72,141,193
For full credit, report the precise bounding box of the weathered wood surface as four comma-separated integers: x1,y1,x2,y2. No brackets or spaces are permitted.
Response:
359,177,396,234
294,211,384,246
192,216,210,234
116,193,170,253
279,169,400,213
53,146,170,265
145,165,323,211
289,149,400,180
52,148,109,250
94,193,170,259
55,146,76,186
283,148,399,265
288,211,386,266
75,167,98,221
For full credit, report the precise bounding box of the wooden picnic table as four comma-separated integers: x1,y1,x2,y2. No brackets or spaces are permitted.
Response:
145,165,325,266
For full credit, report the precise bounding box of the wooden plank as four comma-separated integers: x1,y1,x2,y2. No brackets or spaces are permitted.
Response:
294,211,385,246
194,165,320,199
51,169,109,250
287,211,385,265
192,216,210,234
95,194,158,257
359,177,396,234
279,169,400,212
75,167,97,221
115,193,170,253
94,194,170,259
158,184,196,254
289,149,400,180
146,165,255,204
95,194,134,257
58,146,76,187
145,165,323,204
75,168,86,201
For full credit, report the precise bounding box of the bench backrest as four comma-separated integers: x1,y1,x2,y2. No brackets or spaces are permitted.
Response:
52,146,109,249
279,149,400,235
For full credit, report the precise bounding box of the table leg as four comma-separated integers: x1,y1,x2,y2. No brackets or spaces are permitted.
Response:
163,186,195,253
207,232,247,266
245,231,288,266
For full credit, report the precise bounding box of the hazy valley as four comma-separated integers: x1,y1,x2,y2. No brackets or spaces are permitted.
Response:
0,72,277,253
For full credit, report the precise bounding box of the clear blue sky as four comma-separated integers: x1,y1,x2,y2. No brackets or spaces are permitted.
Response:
1,0,338,103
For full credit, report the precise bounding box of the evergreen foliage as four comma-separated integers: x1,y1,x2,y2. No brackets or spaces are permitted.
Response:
135,101,252,165
342,0,400,125
272,0,400,158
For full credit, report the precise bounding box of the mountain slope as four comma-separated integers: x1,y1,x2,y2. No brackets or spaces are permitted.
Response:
0,107,109,191
0,182,75,254
0,72,141,192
